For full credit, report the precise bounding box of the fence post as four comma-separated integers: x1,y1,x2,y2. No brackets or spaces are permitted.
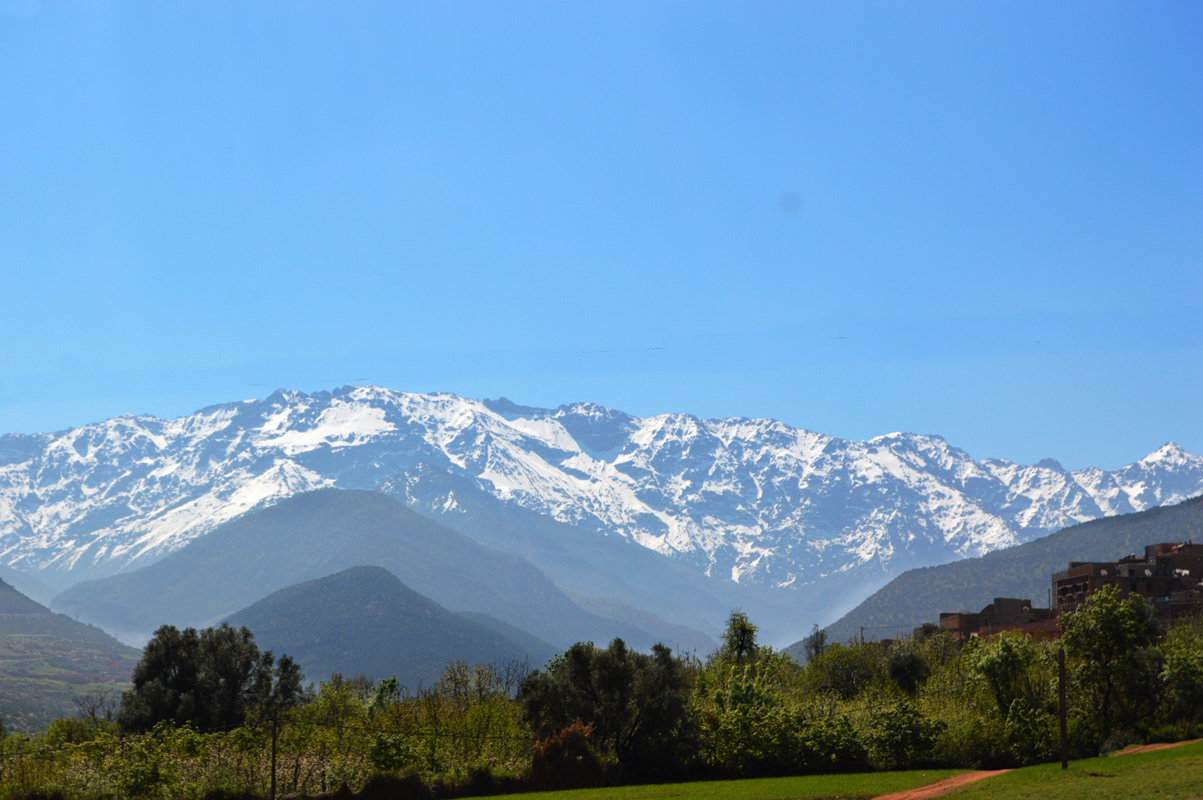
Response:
271,710,279,800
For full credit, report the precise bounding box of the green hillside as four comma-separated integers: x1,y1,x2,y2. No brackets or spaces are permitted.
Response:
225,566,537,687
0,579,139,733
51,488,661,650
793,494,1203,651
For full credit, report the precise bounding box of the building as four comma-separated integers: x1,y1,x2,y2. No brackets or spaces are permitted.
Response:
938,597,1058,639
928,541,1203,640
1052,541,1203,622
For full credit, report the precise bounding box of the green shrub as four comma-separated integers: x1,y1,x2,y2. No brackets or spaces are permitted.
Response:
866,702,945,769
1003,699,1056,766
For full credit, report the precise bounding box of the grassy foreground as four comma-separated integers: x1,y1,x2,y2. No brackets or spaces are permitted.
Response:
481,741,1203,800
950,740,1203,800
486,769,965,800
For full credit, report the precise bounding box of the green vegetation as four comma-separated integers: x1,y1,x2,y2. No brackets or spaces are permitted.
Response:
0,666,532,800
3,596,1202,800
0,579,140,733
809,494,1203,647
520,639,695,782
117,623,303,733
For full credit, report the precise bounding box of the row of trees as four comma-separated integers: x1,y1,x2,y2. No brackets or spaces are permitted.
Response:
2,588,1202,798
515,590,1203,783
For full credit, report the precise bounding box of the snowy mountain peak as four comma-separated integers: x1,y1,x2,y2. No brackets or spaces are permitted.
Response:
1142,441,1189,465
1,388,1200,595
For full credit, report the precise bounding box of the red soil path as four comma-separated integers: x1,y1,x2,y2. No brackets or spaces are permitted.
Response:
871,770,1011,800
1110,737,1203,756
869,736,1203,800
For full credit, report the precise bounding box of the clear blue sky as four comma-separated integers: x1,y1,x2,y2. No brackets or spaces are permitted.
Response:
2,1,1200,470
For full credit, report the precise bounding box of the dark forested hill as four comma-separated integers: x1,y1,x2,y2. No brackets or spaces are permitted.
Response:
51,488,668,650
793,494,1203,651
0,579,139,732
224,566,545,687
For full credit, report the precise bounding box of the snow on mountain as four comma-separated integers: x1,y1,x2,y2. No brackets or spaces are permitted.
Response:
1,386,1200,592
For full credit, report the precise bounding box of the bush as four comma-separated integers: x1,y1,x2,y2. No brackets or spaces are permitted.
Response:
866,702,946,769
1003,699,1056,766
808,644,884,700
356,772,430,800
885,642,931,694
528,721,605,791
367,733,421,773
795,715,867,773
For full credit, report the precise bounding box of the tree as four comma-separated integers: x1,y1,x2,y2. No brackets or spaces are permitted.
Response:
806,643,884,700
1162,613,1203,733
966,632,1043,716
719,610,760,666
885,640,931,695
519,639,696,779
1060,584,1159,742
74,690,118,725
118,623,304,732
800,624,828,663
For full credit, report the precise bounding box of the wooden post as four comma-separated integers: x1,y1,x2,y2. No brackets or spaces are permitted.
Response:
271,709,279,800
1059,647,1069,770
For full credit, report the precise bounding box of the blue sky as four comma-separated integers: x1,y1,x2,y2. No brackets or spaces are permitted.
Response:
1,1,1200,470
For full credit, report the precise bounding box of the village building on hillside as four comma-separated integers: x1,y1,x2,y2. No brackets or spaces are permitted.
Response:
1052,541,1203,622
938,597,1058,639
929,541,1203,639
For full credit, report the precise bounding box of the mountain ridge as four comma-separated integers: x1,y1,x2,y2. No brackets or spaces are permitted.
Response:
3,387,1201,638
49,488,693,651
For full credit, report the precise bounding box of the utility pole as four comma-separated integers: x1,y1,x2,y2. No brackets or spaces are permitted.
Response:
859,625,865,645
1058,647,1068,770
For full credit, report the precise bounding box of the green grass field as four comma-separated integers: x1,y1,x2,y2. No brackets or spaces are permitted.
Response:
949,740,1203,800
482,741,1203,800
488,769,965,800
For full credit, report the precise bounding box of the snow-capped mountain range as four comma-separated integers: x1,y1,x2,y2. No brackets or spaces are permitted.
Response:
2,386,1201,597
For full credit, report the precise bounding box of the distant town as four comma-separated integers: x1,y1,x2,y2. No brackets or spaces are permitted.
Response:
936,540,1203,638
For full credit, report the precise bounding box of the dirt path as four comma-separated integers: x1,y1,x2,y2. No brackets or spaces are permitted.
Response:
1111,737,1203,756
871,770,1011,800
866,737,1202,800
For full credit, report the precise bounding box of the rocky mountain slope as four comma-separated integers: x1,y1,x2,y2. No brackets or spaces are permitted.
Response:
2,386,1200,631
